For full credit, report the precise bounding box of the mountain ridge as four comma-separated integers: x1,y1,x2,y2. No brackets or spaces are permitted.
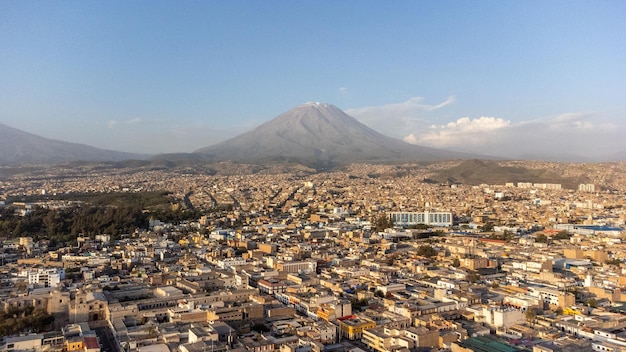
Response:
194,102,480,168
0,122,148,165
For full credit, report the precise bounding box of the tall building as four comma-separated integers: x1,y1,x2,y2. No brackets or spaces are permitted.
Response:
389,211,453,227
578,184,595,192
21,268,65,288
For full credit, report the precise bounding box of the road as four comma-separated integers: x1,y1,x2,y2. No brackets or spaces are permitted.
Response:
94,325,120,352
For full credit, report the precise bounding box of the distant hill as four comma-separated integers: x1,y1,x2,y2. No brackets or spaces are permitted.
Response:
425,159,590,188
194,102,479,169
0,123,147,165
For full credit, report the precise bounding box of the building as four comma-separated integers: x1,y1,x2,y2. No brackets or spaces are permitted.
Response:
389,211,453,227
361,327,414,351
21,268,65,288
2,334,45,352
578,184,595,192
276,260,317,273
337,315,376,340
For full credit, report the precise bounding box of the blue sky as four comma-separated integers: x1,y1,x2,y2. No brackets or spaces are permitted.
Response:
1,1,624,159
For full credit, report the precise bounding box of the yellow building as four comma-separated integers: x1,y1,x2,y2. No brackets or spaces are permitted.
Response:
338,315,376,340
65,337,84,351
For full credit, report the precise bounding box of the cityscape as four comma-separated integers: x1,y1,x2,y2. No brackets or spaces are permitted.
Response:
2,2,625,352
1,159,626,352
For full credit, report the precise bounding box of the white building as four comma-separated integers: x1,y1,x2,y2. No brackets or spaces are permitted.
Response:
389,211,453,227
469,306,525,328
21,268,65,288
217,257,246,270
2,334,44,352
578,184,596,193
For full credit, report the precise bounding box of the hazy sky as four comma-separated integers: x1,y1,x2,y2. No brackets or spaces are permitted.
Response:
1,1,624,159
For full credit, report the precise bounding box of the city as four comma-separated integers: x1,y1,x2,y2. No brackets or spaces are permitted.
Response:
2,2,625,352
1,160,625,352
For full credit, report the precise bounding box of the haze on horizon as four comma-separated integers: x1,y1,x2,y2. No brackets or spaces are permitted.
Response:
1,1,624,161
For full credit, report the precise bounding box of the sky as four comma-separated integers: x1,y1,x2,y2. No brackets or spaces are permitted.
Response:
1,1,625,160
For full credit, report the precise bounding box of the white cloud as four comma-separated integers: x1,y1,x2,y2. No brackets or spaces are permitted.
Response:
405,112,624,160
412,116,511,148
348,97,626,159
347,96,455,118
127,117,144,124
403,133,418,144
346,96,455,135
107,117,154,128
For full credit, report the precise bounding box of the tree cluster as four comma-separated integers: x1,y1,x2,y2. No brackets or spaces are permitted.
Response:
372,213,394,232
351,298,369,311
416,245,438,258
0,191,198,246
0,307,54,336
554,231,572,240
0,206,147,245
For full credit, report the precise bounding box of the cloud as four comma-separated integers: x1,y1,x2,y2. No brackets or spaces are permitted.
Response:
106,117,154,128
549,112,602,130
127,117,144,124
413,116,511,147
338,87,348,94
403,133,418,144
347,96,456,135
348,97,625,159
348,96,455,118
404,111,625,160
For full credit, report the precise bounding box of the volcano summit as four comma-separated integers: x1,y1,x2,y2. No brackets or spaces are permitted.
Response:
194,102,471,168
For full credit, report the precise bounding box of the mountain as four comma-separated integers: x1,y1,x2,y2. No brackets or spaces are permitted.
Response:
0,123,147,165
195,102,475,168
424,159,589,188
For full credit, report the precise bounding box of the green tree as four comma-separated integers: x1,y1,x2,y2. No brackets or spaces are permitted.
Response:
585,298,598,308
351,298,369,311
417,245,437,258
605,258,622,266
555,231,572,240
373,213,394,232
452,258,461,267
408,223,429,230
481,222,494,232
467,271,481,283
536,233,548,243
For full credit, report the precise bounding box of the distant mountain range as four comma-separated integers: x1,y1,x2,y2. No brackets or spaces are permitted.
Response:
425,159,590,189
2,102,477,167
1,103,621,168
0,123,146,164
194,102,477,168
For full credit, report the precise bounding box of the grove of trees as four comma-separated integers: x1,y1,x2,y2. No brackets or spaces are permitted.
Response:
0,191,199,246
0,307,54,336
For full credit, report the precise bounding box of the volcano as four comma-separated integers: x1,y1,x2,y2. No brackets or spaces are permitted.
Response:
195,102,472,168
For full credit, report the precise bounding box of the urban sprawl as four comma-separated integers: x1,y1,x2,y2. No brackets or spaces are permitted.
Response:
1,162,626,352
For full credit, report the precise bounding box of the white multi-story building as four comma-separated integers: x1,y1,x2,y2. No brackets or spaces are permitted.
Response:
468,306,525,328
578,183,596,193
217,257,246,270
20,268,65,288
389,211,453,227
